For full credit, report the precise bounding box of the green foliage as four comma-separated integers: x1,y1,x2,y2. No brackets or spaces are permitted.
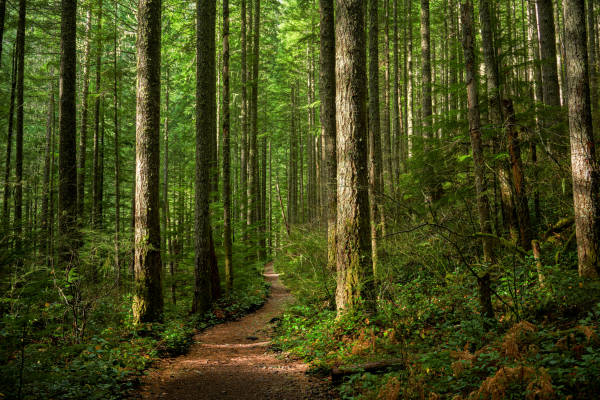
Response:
274,229,600,399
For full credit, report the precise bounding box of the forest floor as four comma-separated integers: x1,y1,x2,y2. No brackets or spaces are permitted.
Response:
135,262,337,400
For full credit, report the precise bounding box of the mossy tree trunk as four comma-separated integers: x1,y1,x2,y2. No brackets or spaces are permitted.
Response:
335,0,375,313
133,0,163,324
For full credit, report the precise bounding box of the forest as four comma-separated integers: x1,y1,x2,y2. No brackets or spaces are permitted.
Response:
1,0,600,398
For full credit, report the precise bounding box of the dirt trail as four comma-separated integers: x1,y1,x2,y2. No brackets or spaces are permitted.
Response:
137,262,337,399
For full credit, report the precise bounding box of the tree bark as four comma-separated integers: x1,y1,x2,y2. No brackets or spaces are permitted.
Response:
563,0,600,278
320,0,336,272
92,0,104,229
0,0,6,64
3,48,16,226
240,0,248,227
113,1,121,288
194,0,220,315
222,0,233,292
335,0,374,313
133,0,163,324
14,0,26,248
78,7,92,218
368,0,383,276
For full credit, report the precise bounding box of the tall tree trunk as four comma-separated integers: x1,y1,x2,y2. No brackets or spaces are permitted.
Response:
194,0,220,315
42,73,55,261
240,0,248,227
78,8,92,218
563,0,600,278
368,0,383,276
58,0,77,267
536,0,563,148
14,0,26,249
335,0,374,313
461,0,495,320
0,0,6,64
527,0,543,222
92,0,104,229
588,0,598,110
162,64,169,275
3,48,16,227
222,0,233,292
420,0,435,200
133,0,163,324
383,0,392,194
113,0,121,288
320,0,336,272
406,0,414,162
247,0,260,249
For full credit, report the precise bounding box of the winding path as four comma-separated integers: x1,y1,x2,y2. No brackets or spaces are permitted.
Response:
137,262,336,399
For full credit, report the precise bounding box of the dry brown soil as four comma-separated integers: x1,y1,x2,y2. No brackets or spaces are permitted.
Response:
136,262,337,400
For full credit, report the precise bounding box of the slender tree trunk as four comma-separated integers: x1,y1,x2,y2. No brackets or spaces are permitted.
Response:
92,0,104,229
113,0,121,288
406,0,414,162
368,0,383,276
133,0,163,324
536,0,563,147
383,0,392,194
0,0,6,64
222,0,233,292
335,0,374,313
247,0,260,248
14,0,26,249
78,7,92,218
563,0,600,278
42,74,54,261
461,0,495,320
527,0,542,222
3,48,16,227
194,0,220,315
503,100,532,250
240,0,248,227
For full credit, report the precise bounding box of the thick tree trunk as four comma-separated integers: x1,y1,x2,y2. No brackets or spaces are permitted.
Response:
222,0,233,292
335,0,374,313
78,8,92,218
368,0,383,276
58,0,77,267
133,0,163,324
563,0,600,278
194,0,220,314
320,0,336,272
14,0,26,248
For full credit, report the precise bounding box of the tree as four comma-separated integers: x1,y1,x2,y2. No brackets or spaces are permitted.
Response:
335,0,374,313
368,0,383,275
222,0,233,292
78,7,92,218
14,0,26,248
92,0,104,228
3,48,16,226
320,0,336,272
0,0,6,67
133,0,163,324
194,0,220,314
460,0,495,318
563,0,600,278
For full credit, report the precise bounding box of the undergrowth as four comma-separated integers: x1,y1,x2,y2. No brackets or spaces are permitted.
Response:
0,242,269,400
273,227,600,400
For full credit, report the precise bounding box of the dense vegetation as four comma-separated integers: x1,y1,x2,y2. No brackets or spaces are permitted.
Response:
1,0,600,398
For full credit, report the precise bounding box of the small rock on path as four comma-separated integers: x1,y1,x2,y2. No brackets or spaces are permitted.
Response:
135,262,337,400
